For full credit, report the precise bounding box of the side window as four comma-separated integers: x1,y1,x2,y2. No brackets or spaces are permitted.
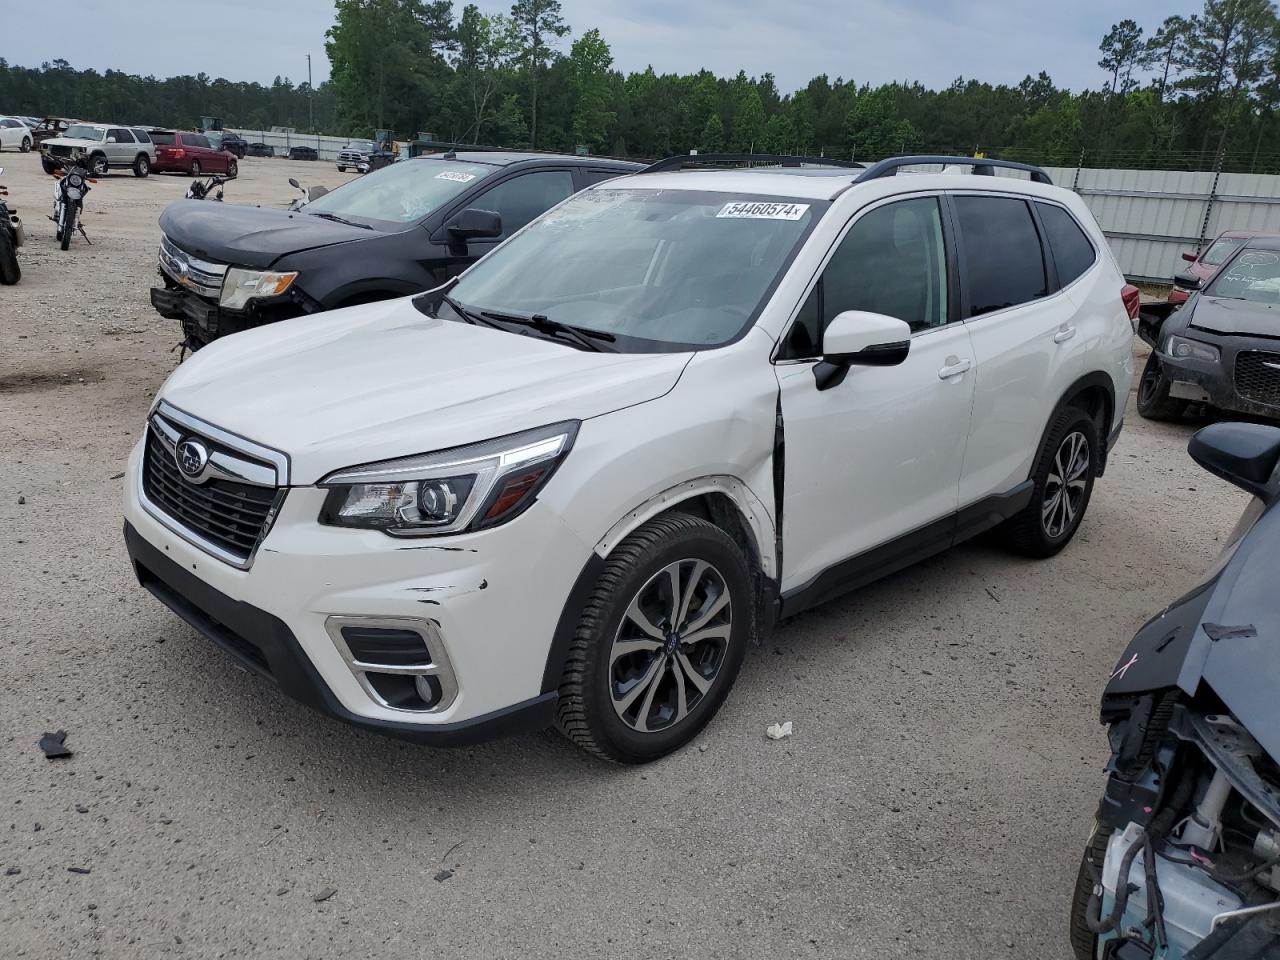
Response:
471,171,575,236
131,129,151,143
780,196,950,358
582,168,624,186
953,196,1047,317
108,128,135,143
187,135,210,149
1035,203,1096,288
1,119,17,128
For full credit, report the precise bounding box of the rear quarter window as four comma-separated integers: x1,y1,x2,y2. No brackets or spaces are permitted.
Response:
1036,202,1096,288
131,129,151,143
150,132,175,145
953,195,1048,317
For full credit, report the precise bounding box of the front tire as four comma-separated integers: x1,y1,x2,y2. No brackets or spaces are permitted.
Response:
0,227,20,284
336,165,346,172
1136,352,1187,422
90,153,108,177
227,159,238,179
1068,824,1111,960
556,513,754,763
1000,406,1099,558
40,154,56,175
59,205,75,250
133,154,150,177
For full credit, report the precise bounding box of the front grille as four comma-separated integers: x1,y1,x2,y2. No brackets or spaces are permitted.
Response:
142,421,280,566
1234,351,1280,408
48,145,72,157
158,235,227,300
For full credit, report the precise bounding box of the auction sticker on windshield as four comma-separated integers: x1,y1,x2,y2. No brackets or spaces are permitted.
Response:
716,201,809,220
436,171,477,183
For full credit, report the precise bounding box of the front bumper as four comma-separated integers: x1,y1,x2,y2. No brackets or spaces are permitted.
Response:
1158,339,1280,420
150,278,307,345
122,436,595,742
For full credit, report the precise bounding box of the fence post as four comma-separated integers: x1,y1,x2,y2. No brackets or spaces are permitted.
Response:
1071,148,1084,192
1196,148,1226,250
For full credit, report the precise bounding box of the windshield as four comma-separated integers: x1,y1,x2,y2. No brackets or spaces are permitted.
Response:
1202,236,1245,266
64,125,105,140
446,188,822,351
303,159,491,227
1206,248,1280,302
345,141,375,151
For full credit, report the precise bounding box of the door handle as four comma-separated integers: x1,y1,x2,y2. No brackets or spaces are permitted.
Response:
1054,324,1077,344
937,357,972,380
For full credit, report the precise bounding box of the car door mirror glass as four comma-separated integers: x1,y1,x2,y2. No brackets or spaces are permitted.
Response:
1174,272,1202,291
288,177,300,189
1188,422,1280,499
449,208,503,240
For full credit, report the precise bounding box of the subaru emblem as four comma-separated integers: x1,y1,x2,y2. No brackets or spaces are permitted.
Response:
176,438,210,479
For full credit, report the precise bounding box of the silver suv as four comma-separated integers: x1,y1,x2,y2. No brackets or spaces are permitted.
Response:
39,122,156,177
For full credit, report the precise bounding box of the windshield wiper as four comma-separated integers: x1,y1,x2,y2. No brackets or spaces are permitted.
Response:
441,294,506,329
306,210,373,230
478,309,616,352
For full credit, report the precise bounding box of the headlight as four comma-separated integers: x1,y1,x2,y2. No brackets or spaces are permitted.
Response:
220,266,298,310
67,173,83,188
318,421,579,537
1165,335,1220,363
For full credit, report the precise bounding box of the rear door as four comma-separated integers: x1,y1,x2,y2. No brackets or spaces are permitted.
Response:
776,193,976,593
950,192,1084,506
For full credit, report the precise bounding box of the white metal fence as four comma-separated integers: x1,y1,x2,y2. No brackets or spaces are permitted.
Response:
232,130,355,162
1042,165,1280,284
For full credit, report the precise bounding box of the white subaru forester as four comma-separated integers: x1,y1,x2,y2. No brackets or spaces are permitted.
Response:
124,154,1136,763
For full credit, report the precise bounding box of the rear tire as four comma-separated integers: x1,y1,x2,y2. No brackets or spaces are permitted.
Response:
1136,352,1187,422
1068,824,1111,960
555,513,755,763
1000,406,1099,558
0,227,20,284
20,136,32,153
133,154,150,177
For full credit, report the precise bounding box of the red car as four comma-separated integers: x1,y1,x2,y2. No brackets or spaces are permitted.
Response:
1169,230,1277,304
150,130,238,178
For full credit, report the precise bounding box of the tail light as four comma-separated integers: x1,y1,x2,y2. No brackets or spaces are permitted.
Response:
1121,284,1141,328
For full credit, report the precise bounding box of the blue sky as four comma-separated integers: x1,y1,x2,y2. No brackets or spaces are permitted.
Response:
2,0,1203,94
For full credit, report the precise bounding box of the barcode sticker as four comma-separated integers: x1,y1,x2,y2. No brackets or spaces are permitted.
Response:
716,201,809,220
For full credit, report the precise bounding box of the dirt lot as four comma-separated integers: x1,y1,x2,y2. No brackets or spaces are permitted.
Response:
0,148,1252,959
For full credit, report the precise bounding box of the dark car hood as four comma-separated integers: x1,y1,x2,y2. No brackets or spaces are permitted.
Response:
1189,295,1280,338
1104,498,1280,762
158,200,373,269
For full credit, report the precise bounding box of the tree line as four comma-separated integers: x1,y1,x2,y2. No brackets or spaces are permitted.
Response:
3,0,1280,172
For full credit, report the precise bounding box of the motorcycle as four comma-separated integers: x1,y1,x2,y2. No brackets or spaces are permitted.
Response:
286,176,329,211
49,157,94,250
1071,421,1280,960
186,175,228,201
0,166,23,284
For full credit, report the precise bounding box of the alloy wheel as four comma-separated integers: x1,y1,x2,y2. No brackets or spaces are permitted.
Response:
1042,430,1090,539
1139,359,1162,405
609,558,732,734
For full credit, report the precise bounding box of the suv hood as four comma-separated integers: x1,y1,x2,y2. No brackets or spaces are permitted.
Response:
41,137,102,151
1189,295,1280,338
158,200,373,269
157,297,692,484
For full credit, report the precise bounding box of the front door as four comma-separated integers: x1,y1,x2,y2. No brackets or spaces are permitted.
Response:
106,128,135,165
776,194,976,594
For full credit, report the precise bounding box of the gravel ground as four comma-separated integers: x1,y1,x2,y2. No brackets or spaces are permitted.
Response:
0,148,1252,959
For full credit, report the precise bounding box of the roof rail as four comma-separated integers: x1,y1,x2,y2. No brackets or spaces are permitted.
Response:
853,155,1053,185
643,153,865,174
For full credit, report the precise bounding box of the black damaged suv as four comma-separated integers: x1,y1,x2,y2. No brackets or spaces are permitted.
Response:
150,151,641,350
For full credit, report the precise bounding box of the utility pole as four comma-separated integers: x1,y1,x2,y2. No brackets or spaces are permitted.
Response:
307,54,314,133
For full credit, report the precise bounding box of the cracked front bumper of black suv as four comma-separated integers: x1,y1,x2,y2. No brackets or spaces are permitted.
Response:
150,275,313,346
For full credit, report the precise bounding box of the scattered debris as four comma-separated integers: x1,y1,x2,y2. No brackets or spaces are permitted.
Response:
5,866,20,876
441,840,464,863
434,869,454,883
276,887,289,896
17,495,25,505
38,730,73,759
68,866,91,875
313,886,337,903
765,721,794,740
985,586,1001,603
109,471,125,480
75,805,89,814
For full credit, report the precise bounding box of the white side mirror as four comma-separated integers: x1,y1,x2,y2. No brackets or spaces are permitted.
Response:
822,310,911,364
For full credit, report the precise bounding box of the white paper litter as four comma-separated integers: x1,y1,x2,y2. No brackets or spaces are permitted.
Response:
765,721,793,740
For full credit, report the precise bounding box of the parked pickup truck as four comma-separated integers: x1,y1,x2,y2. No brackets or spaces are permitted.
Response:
150,150,641,350
40,122,156,177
